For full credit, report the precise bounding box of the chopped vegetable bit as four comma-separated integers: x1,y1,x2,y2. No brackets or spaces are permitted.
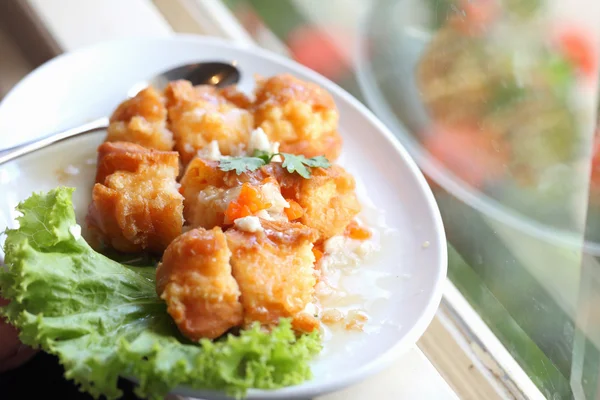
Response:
422,124,509,189
555,28,598,80
225,183,271,223
449,0,499,36
312,247,324,265
345,220,372,241
284,199,304,220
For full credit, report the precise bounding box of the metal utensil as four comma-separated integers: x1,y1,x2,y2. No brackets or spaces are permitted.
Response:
0,61,241,165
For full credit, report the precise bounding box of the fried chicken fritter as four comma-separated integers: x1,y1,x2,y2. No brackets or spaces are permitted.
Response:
179,155,359,238
156,227,243,340
179,157,290,229
106,87,174,151
94,140,149,183
219,85,253,109
261,163,360,241
87,141,184,253
179,158,243,229
165,80,254,165
295,166,360,240
253,74,342,161
226,220,320,333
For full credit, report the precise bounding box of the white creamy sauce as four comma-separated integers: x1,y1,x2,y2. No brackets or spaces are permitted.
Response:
254,210,271,220
248,127,276,154
183,143,195,154
197,186,241,212
195,127,280,163
314,177,400,360
321,235,380,270
247,127,281,161
259,182,289,221
197,140,222,161
234,215,263,232
247,127,270,153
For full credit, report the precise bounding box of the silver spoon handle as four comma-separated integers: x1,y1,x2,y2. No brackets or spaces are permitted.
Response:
0,117,109,165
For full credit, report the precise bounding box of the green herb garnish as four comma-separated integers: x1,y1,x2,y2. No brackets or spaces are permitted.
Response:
219,151,331,179
281,154,331,178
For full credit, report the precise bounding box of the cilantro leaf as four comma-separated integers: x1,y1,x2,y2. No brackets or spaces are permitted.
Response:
218,152,331,178
281,154,311,178
281,153,331,179
252,149,274,164
219,156,266,175
300,155,332,169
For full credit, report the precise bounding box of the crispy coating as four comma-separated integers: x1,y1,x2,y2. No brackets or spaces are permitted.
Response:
87,142,183,253
156,227,243,340
106,87,174,151
179,158,242,229
179,157,359,239
95,141,149,183
165,80,253,165
179,157,274,229
296,166,360,240
219,85,253,109
253,74,342,161
226,220,320,332
261,164,360,241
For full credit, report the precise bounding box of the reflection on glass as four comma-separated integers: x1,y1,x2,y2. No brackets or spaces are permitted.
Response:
418,0,594,231
362,1,598,398
224,0,600,398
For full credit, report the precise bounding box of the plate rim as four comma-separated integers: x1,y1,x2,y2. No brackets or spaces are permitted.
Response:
1,34,447,399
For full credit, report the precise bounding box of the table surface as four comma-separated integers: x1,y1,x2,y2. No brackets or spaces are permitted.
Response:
0,1,460,399
315,348,458,400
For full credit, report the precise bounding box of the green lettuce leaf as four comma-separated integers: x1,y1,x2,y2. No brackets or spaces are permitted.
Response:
0,187,321,399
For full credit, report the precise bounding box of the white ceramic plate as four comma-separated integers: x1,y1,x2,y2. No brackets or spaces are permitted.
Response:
0,36,446,400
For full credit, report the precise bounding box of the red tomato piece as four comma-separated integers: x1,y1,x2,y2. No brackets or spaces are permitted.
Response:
422,124,509,189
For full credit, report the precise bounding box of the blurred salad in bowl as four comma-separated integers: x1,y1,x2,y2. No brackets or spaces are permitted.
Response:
359,0,598,243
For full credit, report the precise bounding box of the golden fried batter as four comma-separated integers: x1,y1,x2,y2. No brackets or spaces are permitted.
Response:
296,166,360,240
165,80,253,165
106,87,174,151
156,227,243,340
180,158,242,229
87,141,183,253
94,141,148,183
253,74,342,161
261,163,360,241
219,85,253,109
226,220,320,333
179,157,287,229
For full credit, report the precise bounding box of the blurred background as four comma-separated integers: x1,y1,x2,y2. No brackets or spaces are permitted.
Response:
201,2,600,397
1,0,600,399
